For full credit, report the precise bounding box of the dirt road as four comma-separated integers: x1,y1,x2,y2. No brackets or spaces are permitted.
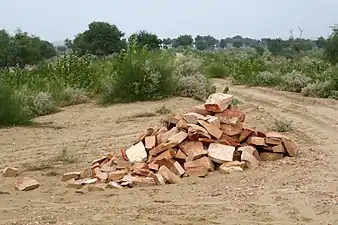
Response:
0,79,337,225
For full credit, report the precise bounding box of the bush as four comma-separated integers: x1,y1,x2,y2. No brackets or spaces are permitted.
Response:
0,83,31,126
253,71,282,87
59,88,89,107
27,92,58,116
301,80,333,98
176,75,210,100
205,63,229,78
272,118,293,132
173,54,210,100
100,43,174,104
280,71,312,92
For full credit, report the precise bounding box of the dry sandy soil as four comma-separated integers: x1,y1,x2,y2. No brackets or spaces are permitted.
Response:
0,79,337,225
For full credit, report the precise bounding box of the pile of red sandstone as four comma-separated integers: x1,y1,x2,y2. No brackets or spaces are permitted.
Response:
61,93,298,191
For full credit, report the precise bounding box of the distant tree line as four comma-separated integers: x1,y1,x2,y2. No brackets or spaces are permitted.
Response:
1,21,338,67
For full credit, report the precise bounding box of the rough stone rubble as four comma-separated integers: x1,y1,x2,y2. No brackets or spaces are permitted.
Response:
3,93,298,191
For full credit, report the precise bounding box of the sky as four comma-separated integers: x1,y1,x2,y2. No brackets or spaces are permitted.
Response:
0,0,337,42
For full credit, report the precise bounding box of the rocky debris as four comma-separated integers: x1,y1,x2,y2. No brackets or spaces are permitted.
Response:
62,93,298,190
14,177,40,191
61,172,81,181
2,167,19,177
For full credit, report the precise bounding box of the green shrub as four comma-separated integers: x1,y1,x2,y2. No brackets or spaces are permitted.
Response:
172,54,210,100
205,63,229,78
0,83,31,126
59,88,89,107
100,43,174,104
253,71,282,86
301,81,333,98
176,75,210,100
27,92,58,116
272,118,293,132
280,71,312,92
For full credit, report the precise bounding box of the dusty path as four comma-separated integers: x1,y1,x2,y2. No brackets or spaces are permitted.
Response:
0,80,337,225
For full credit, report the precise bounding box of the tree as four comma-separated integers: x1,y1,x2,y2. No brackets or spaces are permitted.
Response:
220,39,228,48
316,36,326,48
0,29,11,67
39,40,57,59
71,21,125,56
128,30,162,50
172,35,193,48
64,38,73,49
325,25,338,65
56,45,68,53
232,40,243,48
194,35,219,50
162,38,172,49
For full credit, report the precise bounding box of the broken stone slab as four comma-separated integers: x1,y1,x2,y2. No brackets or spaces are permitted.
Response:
157,127,179,145
2,167,19,177
107,181,123,189
272,144,286,154
115,160,133,170
215,109,245,125
61,172,81,182
220,161,245,168
179,141,204,155
175,149,187,160
208,143,235,164
81,178,98,185
95,172,108,183
241,151,259,169
260,152,284,161
219,134,241,147
152,173,166,185
149,141,176,156
177,118,189,130
239,128,254,143
130,163,148,171
185,148,208,162
248,137,267,146
219,166,243,174
65,179,83,189
282,137,298,157
168,131,188,145
170,161,185,177
125,141,148,163
182,112,207,124
204,93,233,113
132,177,156,187
152,148,176,161
108,170,127,181
152,158,175,169
184,157,214,177
91,153,115,166
134,127,156,144
14,177,40,191
237,146,261,161
220,123,243,136
145,135,156,150
206,116,221,128
131,168,153,177
101,159,116,173
158,166,180,184
197,120,223,139
187,124,209,136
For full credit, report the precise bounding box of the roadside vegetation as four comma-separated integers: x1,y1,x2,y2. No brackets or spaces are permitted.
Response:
1,22,337,126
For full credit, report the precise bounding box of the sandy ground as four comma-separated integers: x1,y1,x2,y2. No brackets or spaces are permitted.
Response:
0,79,337,225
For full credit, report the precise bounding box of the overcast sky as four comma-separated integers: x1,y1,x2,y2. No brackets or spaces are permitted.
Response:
0,0,337,42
